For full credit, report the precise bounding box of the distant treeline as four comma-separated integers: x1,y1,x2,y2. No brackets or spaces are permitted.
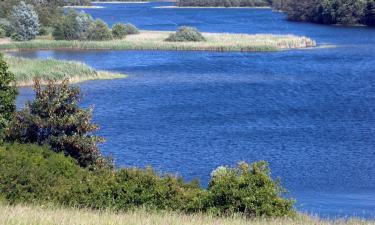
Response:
273,0,375,26
177,0,375,26
177,0,271,7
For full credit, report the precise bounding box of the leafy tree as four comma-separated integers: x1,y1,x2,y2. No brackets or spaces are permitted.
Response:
87,19,112,41
10,1,40,41
0,54,17,138
76,11,94,39
123,23,140,35
52,10,80,40
0,18,13,37
6,79,103,167
363,0,375,26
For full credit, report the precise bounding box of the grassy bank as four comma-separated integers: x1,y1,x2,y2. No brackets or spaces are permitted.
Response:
0,204,372,225
0,31,316,52
4,56,125,86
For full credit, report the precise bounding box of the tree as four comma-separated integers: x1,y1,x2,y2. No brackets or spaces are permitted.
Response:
10,1,40,41
6,79,104,167
0,54,17,138
87,19,112,41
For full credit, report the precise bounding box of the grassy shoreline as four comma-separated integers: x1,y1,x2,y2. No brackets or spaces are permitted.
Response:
4,56,126,86
0,31,316,52
0,204,373,225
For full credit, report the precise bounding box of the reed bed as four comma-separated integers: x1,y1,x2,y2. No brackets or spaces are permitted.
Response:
0,31,316,52
0,204,373,225
4,56,125,86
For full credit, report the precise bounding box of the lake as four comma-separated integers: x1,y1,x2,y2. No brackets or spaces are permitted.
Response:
14,2,375,218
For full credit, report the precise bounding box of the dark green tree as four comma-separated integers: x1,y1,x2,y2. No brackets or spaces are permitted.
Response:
0,54,17,138
6,79,103,167
87,19,112,41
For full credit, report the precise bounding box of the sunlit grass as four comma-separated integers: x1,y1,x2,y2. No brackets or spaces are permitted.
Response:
4,56,126,86
0,204,373,225
0,31,316,52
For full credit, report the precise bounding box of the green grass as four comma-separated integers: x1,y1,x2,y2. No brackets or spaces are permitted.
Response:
0,31,316,52
0,204,373,225
4,56,126,86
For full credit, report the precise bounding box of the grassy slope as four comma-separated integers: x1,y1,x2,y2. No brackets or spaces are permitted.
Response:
4,56,125,86
0,31,316,52
0,204,373,225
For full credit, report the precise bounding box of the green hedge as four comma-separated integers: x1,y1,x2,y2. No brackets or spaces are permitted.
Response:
0,143,295,217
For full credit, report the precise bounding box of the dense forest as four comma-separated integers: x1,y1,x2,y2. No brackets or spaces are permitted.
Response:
177,0,375,26
177,0,271,7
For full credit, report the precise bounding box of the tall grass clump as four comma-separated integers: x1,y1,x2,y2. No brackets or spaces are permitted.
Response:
4,56,124,86
166,26,206,42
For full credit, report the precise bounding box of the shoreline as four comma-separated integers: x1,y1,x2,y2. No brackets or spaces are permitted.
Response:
63,5,105,8
0,31,316,53
154,5,271,9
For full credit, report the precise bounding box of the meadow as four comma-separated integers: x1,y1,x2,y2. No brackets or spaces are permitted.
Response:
1,204,374,225
0,31,316,52
4,55,125,86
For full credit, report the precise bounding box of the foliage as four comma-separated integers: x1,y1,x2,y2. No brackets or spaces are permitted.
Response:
0,54,17,138
277,0,375,26
6,79,103,167
0,28,5,38
52,10,94,40
87,19,113,41
123,23,140,35
38,27,49,36
10,1,40,41
0,18,13,37
165,26,206,42
112,23,127,39
0,143,295,218
206,161,295,217
177,0,270,7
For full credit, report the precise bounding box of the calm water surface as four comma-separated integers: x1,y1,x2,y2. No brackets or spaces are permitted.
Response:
14,2,375,218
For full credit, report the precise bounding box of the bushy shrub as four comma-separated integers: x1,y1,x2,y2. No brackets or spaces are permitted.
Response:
87,19,113,41
205,161,295,217
123,23,140,35
6,79,103,167
10,1,40,41
165,26,206,42
38,27,49,36
0,54,17,138
52,10,93,40
0,19,13,37
112,23,127,39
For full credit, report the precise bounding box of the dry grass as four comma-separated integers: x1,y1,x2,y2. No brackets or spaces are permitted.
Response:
4,55,126,86
0,204,373,225
0,31,316,52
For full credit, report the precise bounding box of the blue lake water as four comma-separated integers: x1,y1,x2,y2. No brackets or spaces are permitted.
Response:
14,2,375,218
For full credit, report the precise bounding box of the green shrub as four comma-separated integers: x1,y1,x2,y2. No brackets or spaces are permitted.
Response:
10,1,40,41
0,142,295,217
0,19,13,37
0,54,17,138
87,19,113,41
6,79,103,167
123,23,139,35
112,23,127,39
205,161,295,217
165,26,206,42
0,28,5,38
38,27,49,36
52,10,93,40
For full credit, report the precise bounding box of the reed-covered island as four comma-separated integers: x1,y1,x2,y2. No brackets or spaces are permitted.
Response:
0,30,316,52
4,56,125,86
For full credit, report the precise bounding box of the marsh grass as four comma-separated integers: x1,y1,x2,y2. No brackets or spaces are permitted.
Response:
4,56,125,86
0,31,316,52
0,204,373,225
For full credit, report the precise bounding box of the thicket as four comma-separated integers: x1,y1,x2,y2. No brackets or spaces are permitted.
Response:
165,26,206,42
177,0,271,7
0,143,295,217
